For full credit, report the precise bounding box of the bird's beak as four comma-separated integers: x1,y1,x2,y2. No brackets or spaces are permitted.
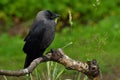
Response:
55,14,60,18
54,14,60,23
53,14,60,23
51,14,60,20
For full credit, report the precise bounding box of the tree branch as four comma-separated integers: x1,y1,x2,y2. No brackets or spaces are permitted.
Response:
0,48,102,80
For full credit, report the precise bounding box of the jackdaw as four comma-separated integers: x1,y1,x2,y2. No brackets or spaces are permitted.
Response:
23,10,60,68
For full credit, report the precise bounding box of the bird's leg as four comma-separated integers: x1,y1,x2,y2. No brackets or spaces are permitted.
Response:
50,49,57,53
49,49,63,61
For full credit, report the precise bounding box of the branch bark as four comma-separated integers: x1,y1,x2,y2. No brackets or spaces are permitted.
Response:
0,48,102,80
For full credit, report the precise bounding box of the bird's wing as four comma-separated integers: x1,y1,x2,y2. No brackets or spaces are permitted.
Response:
24,20,46,42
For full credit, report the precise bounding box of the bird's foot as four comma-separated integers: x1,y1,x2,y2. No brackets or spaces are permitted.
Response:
50,49,63,61
50,49,57,53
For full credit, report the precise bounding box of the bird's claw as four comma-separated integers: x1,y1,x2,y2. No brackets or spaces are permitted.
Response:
50,49,57,53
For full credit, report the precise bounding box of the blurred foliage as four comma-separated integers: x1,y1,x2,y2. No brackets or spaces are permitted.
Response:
0,0,120,32
0,16,120,79
0,0,120,79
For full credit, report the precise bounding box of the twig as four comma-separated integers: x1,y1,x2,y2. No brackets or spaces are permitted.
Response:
0,48,101,80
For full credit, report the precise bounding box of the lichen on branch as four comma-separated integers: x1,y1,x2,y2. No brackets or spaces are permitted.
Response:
0,48,101,80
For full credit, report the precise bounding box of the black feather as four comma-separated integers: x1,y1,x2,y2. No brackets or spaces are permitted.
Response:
23,10,59,68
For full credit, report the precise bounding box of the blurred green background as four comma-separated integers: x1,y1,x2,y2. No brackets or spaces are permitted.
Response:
0,0,120,80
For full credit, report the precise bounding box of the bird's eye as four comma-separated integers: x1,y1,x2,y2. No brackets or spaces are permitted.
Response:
46,10,53,19
46,10,52,15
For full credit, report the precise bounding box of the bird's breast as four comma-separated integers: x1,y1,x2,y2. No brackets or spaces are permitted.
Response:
40,25,55,48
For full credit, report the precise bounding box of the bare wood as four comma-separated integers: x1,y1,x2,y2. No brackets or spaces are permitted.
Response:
0,48,102,80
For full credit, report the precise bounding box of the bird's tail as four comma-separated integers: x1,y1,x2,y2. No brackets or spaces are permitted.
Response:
24,49,45,68
24,54,34,68
23,41,46,68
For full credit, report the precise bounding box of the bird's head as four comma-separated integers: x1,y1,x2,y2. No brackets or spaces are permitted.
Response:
36,10,60,21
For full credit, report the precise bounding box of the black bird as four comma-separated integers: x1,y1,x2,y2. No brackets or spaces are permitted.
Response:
23,10,60,68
